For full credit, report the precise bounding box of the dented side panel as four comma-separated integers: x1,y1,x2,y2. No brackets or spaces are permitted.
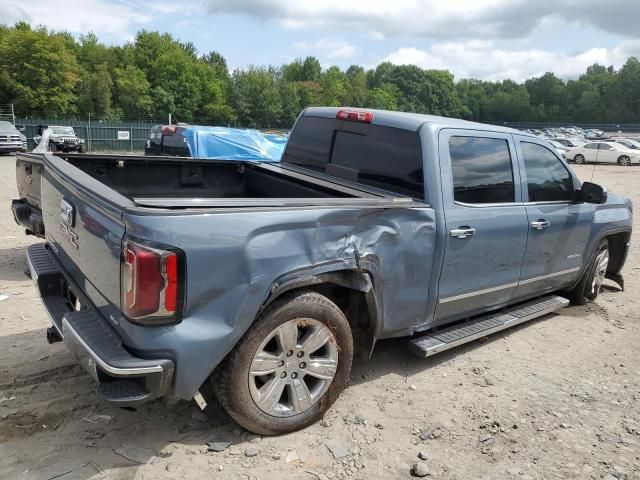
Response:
118,206,437,399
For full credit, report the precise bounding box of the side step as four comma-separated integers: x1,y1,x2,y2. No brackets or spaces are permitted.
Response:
408,295,569,358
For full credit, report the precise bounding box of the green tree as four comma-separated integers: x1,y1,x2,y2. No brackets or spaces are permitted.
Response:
301,57,322,82
77,62,114,117
320,66,348,106
366,85,398,110
0,23,79,115
231,66,283,127
113,65,152,116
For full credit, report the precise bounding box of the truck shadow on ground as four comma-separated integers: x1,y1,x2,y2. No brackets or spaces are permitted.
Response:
349,312,564,388
0,311,566,479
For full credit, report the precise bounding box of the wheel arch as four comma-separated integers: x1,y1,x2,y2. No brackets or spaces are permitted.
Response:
261,269,381,358
570,228,630,291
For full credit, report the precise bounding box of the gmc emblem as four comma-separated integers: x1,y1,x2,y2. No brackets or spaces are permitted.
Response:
60,199,75,227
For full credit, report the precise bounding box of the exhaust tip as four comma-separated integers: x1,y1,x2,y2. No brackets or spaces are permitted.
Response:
46,327,62,344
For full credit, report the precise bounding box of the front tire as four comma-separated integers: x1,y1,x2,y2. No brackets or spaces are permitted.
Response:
566,239,609,305
574,154,585,164
212,290,353,435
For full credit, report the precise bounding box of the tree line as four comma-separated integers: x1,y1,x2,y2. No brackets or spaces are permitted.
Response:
1,23,639,127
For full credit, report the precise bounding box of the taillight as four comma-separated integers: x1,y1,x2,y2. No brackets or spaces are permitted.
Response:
336,109,374,123
162,125,177,135
121,239,184,325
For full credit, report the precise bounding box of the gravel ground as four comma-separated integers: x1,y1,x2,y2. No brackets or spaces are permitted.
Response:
0,154,638,480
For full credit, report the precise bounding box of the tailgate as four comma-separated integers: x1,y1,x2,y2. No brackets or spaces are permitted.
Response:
16,153,44,210
41,153,135,318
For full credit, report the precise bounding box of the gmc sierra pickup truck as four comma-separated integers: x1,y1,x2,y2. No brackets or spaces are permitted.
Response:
26,107,631,435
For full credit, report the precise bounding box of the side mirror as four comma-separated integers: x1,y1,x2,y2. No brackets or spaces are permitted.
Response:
17,125,25,132
579,182,607,204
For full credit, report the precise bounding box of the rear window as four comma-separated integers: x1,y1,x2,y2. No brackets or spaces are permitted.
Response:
283,116,424,197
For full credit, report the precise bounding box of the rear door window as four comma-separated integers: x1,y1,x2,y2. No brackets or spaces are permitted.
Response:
283,116,424,198
449,136,515,204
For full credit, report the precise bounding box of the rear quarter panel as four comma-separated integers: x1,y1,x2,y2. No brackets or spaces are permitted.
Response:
119,205,437,399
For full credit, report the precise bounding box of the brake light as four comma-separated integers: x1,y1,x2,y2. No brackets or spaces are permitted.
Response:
336,110,374,123
162,125,177,135
121,239,184,324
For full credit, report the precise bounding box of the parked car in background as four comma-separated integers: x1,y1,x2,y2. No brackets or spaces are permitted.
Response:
145,124,191,156
0,120,27,154
552,137,587,148
145,124,286,161
567,141,640,165
34,126,85,153
610,138,640,150
548,140,568,159
584,129,604,138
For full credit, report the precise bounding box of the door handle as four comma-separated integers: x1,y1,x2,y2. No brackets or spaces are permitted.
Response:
450,227,476,239
531,219,551,230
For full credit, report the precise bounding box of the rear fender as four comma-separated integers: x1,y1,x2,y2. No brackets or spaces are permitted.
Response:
263,267,381,351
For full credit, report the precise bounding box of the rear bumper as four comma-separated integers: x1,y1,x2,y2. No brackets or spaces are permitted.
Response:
27,243,174,406
11,199,45,237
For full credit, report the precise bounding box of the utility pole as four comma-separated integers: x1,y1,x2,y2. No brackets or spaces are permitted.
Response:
169,113,172,125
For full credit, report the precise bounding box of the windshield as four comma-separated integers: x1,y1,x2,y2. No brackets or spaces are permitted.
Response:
611,142,631,150
51,126,75,135
617,139,640,149
0,121,16,130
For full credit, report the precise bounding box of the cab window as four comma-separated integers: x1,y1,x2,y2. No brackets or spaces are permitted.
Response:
521,142,573,202
449,136,515,204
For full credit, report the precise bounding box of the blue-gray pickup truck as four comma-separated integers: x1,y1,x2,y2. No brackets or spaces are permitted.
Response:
27,107,632,435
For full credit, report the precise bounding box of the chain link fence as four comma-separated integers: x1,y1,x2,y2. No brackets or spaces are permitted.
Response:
14,117,163,152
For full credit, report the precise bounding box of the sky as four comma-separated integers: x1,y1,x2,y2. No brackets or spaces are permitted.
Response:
2,0,640,82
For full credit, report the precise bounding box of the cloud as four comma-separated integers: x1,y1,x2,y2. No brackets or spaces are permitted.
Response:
0,0,152,40
381,41,640,81
293,39,357,59
204,0,640,40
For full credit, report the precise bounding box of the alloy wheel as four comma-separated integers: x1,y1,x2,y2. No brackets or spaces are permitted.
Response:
248,318,338,417
590,249,609,296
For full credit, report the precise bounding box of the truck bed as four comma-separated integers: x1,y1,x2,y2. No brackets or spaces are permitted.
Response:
47,153,410,209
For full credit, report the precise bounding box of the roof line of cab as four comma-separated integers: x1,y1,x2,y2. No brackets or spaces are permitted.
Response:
302,106,537,139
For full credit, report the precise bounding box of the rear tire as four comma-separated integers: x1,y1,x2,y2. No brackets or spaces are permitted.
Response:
566,239,609,305
212,290,353,435
573,154,585,164
618,155,631,166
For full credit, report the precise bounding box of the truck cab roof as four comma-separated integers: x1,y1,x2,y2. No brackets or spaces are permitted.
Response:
302,106,535,137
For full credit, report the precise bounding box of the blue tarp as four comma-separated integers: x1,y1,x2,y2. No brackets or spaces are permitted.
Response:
182,126,287,162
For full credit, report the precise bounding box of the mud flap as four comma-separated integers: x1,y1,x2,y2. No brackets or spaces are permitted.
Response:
605,272,624,291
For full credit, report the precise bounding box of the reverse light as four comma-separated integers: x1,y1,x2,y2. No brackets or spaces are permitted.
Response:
336,109,374,123
121,239,184,325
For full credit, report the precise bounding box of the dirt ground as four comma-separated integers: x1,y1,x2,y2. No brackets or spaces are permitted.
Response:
0,154,638,480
